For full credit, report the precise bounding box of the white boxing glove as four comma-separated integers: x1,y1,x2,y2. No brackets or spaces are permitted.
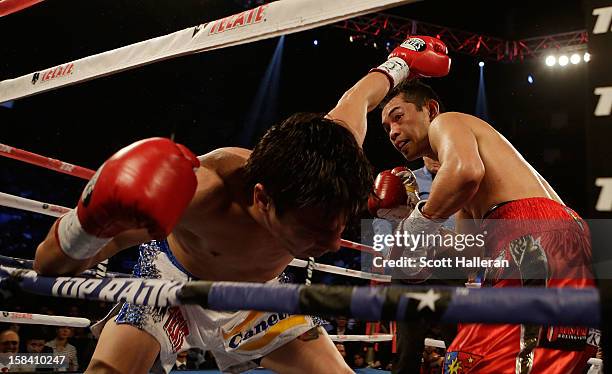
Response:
390,200,445,280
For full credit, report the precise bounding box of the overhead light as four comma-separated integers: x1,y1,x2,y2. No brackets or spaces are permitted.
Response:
349,35,366,44
478,61,484,67
558,55,569,66
584,52,591,62
570,54,581,64
313,39,319,46
545,55,556,67
527,74,534,84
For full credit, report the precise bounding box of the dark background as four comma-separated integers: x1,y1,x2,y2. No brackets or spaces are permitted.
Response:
0,0,591,263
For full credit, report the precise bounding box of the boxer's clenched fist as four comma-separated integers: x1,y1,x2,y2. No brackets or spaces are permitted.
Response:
370,35,451,88
368,167,419,219
56,138,200,259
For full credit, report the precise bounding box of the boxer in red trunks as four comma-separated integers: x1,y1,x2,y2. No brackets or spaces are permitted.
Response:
445,198,597,374
372,79,597,373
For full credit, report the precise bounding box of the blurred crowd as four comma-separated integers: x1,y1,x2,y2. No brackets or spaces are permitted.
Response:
1,313,417,372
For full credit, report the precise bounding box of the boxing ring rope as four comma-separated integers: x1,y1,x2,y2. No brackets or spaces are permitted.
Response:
289,258,390,283
0,0,45,17
0,265,601,327
0,192,69,217
0,255,38,270
337,239,378,256
0,143,94,180
329,334,393,342
0,251,387,282
0,310,90,328
0,0,417,103
0,255,127,279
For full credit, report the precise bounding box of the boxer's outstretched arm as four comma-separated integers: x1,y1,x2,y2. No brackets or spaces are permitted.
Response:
34,225,151,276
34,138,199,276
328,36,450,145
34,150,228,276
423,112,485,219
326,72,391,146
328,36,451,147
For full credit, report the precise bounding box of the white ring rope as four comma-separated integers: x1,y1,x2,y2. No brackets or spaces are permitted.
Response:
0,191,108,277
0,310,90,328
0,191,69,217
329,334,393,342
0,0,416,103
329,336,447,347
289,259,391,283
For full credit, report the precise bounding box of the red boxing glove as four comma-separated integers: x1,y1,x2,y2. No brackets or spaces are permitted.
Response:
371,35,451,88
368,169,418,219
56,138,200,259
389,36,451,80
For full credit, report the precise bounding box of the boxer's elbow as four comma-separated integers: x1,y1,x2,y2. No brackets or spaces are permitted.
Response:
33,242,58,275
453,161,484,192
33,242,60,275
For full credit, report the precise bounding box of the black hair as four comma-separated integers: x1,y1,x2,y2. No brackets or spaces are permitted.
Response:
379,79,444,112
244,112,373,218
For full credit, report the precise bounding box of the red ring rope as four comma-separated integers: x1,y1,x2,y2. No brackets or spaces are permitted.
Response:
0,143,94,180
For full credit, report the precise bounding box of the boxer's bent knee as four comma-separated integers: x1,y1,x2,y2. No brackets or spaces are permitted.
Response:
88,320,160,374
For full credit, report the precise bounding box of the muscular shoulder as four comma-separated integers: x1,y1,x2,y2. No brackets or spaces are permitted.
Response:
428,112,485,147
188,147,251,214
430,112,491,133
198,147,251,176
430,112,470,130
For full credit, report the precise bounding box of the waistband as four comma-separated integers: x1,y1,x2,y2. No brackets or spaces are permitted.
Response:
155,239,199,280
482,200,514,220
480,198,588,249
483,197,579,221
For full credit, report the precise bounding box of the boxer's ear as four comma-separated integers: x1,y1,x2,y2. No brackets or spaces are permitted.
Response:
253,183,271,211
427,99,440,121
